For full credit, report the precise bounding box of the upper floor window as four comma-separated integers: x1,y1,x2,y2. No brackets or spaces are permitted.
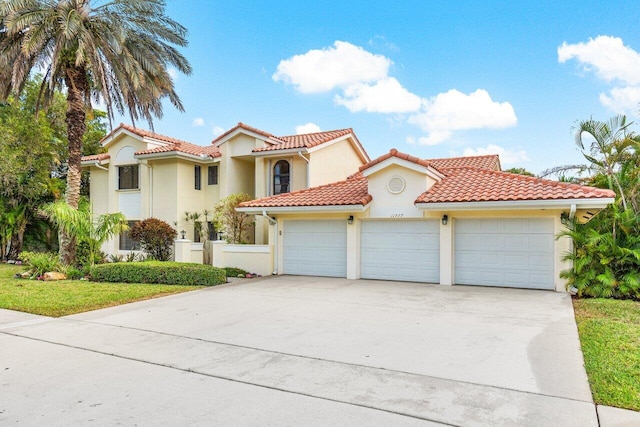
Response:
118,165,139,190
273,160,290,195
194,165,202,190
208,165,218,185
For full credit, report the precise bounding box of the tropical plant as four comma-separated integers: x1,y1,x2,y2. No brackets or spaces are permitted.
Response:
42,199,128,267
560,115,640,299
0,0,191,264
129,218,176,261
18,251,61,277
212,194,254,244
574,115,637,212
505,167,535,177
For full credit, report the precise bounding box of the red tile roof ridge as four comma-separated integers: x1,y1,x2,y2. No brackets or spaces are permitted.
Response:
278,127,352,140
102,123,195,147
359,148,431,172
211,122,283,144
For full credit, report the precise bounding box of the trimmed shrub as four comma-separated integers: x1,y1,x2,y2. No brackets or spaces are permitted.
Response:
130,218,177,261
89,261,226,286
224,267,249,277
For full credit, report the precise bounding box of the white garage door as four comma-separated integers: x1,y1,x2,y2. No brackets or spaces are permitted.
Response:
361,220,440,283
455,218,554,290
283,220,347,277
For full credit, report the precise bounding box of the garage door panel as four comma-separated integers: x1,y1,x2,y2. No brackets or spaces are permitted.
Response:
361,220,439,283
283,221,346,277
455,218,554,290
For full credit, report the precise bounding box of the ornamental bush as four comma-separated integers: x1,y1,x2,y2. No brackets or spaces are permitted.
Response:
129,218,177,261
89,261,226,286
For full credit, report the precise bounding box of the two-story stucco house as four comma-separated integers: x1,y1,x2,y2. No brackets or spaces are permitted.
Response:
81,122,370,254
83,123,615,292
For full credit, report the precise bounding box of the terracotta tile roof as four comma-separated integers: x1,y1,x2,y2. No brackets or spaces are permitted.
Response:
427,154,500,171
252,128,354,152
416,167,616,203
359,148,432,172
212,122,283,145
97,123,221,159
136,141,221,158
81,153,110,162
101,123,193,146
239,175,371,208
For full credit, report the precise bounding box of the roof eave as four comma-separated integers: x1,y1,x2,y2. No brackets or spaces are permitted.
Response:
251,147,309,157
236,203,371,214
81,159,110,168
415,198,616,211
135,151,220,162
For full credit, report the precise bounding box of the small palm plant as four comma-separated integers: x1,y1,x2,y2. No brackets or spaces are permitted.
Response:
43,199,128,267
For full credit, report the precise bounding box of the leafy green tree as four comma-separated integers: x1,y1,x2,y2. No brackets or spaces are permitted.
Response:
505,167,535,177
0,0,192,264
43,199,128,267
212,194,254,244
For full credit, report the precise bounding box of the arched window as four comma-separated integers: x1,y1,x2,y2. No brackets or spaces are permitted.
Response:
273,160,290,195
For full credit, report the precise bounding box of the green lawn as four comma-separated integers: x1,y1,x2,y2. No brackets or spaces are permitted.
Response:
0,264,204,317
573,298,640,411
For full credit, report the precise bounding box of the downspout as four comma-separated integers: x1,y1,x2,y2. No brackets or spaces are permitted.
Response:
297,151,310,188
262,211,278,275
569,203,576,220
93,161,108,171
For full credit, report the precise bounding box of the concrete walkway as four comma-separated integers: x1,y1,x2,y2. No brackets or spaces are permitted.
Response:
1,276,638,426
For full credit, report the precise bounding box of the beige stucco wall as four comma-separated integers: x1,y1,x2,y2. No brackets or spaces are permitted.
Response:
88,167,109,216
210,242,274,276
149,159,178,226
308,139,364,186
366,164,437,219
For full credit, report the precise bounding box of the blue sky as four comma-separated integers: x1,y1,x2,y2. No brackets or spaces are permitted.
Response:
124,0,640,174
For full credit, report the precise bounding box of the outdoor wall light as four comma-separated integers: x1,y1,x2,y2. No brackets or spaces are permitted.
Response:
180,230,186,239
441,215,448,225
348,215,354,224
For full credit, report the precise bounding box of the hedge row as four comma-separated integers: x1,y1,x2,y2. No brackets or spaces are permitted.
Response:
89,261,227,286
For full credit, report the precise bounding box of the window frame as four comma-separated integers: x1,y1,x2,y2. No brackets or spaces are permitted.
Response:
118,164,139,190
119,220,141,251
194,165,202,190
208,165,218,185
273,159,290,195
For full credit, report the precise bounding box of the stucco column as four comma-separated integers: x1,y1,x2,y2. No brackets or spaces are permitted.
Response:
174,238,192,263
439,218,454,286
346,218,360,280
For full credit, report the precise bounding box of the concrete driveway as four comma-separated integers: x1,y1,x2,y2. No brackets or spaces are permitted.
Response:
1,276,598,426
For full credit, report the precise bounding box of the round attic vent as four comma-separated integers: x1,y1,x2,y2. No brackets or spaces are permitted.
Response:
387,176,406,194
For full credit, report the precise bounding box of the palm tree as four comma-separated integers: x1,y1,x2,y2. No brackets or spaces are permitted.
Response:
0,0,191,264
574,115,635,211
43,199,128,266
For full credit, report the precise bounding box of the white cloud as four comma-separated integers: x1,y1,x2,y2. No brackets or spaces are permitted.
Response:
463,144,528,165
559,36,640,114
274,41,517,143
408,89,517,145
334,77,422,113
212,126,224,137
599,86,640,114
558,36,640,85
273,41,391,94
295,122,321,134
192,118,205,127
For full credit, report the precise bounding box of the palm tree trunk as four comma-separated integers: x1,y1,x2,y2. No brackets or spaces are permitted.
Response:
59,66,88,265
